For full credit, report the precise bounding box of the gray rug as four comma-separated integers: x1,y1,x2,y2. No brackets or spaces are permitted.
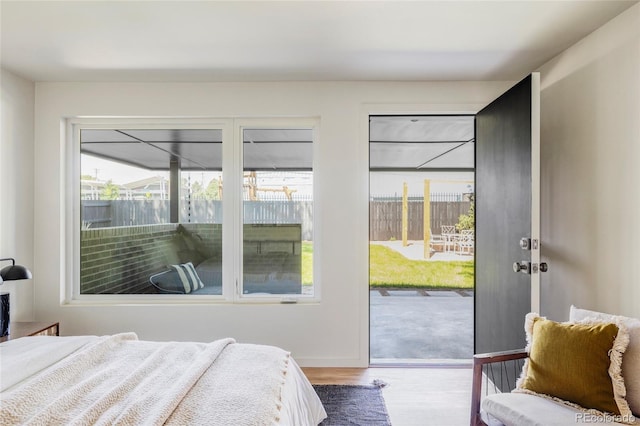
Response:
313,384,392,426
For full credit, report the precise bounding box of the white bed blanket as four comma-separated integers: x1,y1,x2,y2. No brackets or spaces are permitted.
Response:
0,335,97,393
0,333,322,426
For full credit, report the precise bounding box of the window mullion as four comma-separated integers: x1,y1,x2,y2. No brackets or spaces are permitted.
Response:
222,121,240,301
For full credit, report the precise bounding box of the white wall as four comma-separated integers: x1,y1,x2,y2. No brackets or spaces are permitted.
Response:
539,3,640,320
20,3,640,364
0,69,35,322
33,80,510,366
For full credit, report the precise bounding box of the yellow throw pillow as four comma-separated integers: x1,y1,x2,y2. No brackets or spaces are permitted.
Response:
516,313,633,422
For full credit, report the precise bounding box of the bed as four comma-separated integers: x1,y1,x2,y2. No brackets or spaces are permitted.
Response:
0,334,327,425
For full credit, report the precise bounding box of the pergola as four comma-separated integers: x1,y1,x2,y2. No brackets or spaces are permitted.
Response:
81,116,474,238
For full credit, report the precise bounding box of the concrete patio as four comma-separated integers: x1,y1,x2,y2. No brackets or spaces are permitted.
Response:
370,289,474,364
370,240,474,364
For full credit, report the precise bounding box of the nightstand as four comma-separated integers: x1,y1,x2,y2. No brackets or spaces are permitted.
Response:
0,321,59,342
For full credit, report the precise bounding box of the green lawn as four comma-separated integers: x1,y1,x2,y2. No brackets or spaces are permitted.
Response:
301,242,473,289
370,244,473,289
302,241,313,285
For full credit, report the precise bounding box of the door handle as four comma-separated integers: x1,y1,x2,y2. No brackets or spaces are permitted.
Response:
513,261,531,274
519,238,540,250
513,261,548,274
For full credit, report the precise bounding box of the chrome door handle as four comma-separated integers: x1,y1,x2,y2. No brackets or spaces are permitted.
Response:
519,238,531,250
513,261,531,274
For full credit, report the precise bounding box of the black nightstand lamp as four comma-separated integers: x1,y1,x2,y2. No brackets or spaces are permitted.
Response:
0,258,33,337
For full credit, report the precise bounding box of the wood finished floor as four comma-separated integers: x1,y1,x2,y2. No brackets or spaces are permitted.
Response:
302,366,473,426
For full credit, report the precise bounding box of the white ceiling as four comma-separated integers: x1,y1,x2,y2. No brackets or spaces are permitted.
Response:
1,1,637,82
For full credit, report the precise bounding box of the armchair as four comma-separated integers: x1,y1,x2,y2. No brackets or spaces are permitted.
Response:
470,307,640,426
470,349,528,426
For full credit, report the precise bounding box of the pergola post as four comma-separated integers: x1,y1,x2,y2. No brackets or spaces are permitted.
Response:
402,182,408,247
424,179,431,259
170,158,180,223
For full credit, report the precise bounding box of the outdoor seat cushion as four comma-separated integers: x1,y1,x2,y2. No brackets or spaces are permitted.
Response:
151,254,301,295
190,284,221,295
194,257,222,287
151,260,220,295
243,278,301,295
482,393,636,426
151,268,221,295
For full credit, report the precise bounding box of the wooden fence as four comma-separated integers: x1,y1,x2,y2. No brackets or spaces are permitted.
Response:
82,200,313,240
83,194,471,243
369,197,471,241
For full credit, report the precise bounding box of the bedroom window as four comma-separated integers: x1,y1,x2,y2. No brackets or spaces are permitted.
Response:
79,127,224,296
241,128,314,297
72,118,317,302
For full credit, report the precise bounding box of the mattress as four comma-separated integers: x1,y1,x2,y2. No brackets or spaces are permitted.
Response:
0,335,326,425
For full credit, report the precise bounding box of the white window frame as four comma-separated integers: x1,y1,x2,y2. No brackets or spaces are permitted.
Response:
234,118,320,303
64,117,320,305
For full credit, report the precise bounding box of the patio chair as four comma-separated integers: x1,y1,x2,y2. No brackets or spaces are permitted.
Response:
441,225,457,252
456,229,474,255
429,229,446,252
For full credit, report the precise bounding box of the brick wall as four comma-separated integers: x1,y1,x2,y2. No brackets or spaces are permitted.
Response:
80,223,296,294
80,223,222,294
